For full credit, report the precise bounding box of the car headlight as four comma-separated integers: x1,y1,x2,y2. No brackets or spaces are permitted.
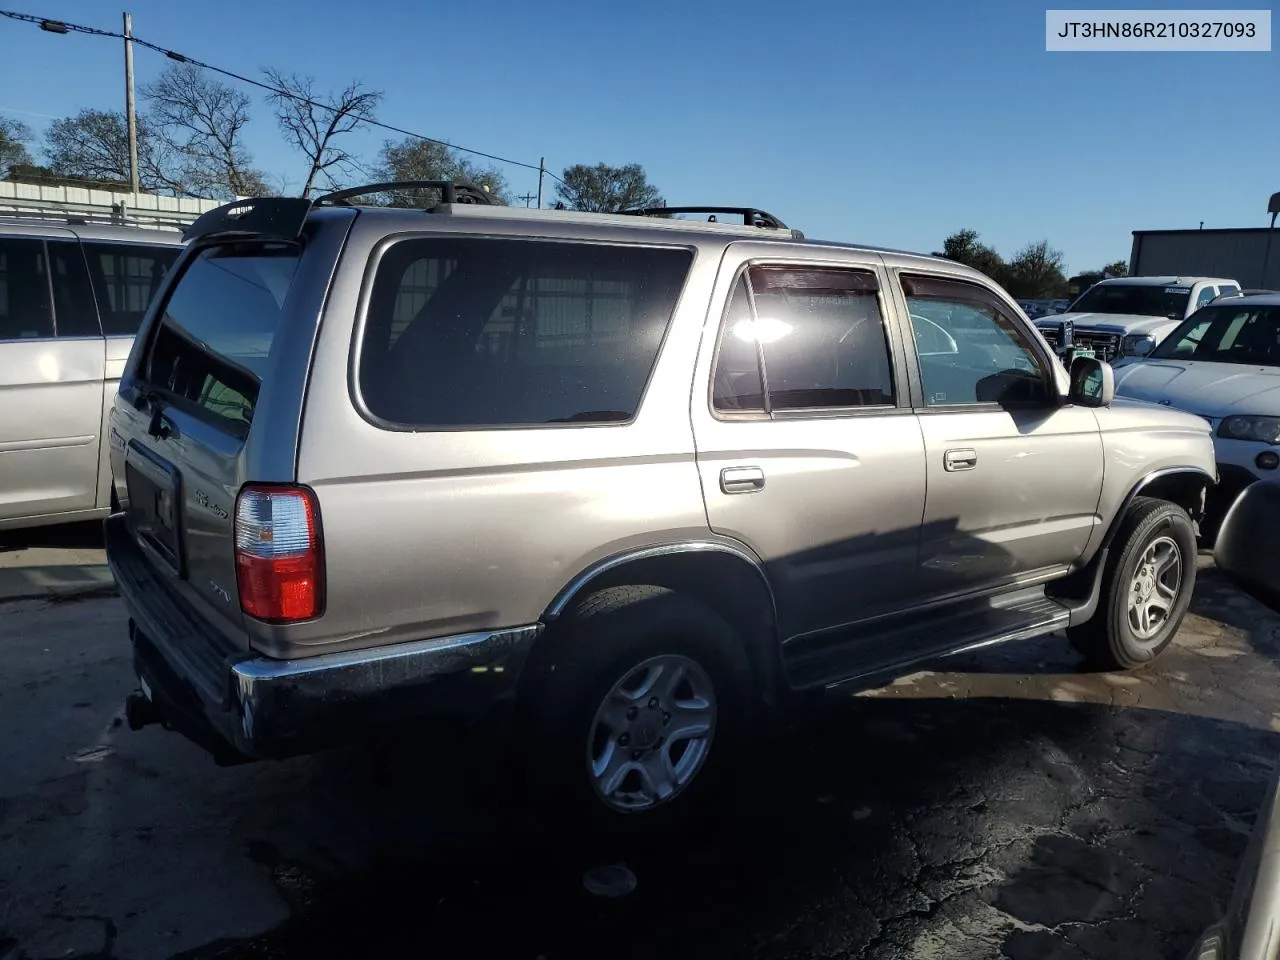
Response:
1218,415,1280,444
1121,334,1155,356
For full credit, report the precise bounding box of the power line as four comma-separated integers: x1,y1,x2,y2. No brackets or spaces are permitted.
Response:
0,7,552,177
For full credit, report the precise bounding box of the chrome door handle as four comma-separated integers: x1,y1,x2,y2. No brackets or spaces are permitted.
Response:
720,466,765,494
944,448,978,471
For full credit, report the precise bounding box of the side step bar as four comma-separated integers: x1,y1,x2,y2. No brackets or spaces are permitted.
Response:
783,587,1071,691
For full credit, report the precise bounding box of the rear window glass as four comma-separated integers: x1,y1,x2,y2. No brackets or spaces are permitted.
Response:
358,237,692,427
143,243,300,430
82,241,181,336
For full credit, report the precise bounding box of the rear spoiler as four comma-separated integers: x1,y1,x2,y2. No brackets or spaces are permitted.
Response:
182,180,498,244
182,197,313,244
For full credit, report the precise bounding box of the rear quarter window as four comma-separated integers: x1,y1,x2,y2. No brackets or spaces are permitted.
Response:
356,237,693,428
142,242,300,432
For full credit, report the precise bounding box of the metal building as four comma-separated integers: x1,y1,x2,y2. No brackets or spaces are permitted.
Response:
1129,227,1279,289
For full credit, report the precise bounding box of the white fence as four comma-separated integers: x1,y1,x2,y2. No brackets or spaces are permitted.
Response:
0,181,225,231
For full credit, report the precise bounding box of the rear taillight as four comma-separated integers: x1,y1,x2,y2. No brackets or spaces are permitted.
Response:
233,485,323,623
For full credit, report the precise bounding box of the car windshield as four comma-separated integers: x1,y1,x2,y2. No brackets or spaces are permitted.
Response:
1150,304,1280,366
1068,283,1191,318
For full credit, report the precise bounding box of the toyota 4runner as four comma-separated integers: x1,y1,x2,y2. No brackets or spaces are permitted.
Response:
106,182,1217,828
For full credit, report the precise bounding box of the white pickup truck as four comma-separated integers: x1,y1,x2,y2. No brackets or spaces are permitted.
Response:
1035,275,1241,362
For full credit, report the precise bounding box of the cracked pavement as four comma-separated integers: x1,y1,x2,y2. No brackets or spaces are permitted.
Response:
1,546,1278,959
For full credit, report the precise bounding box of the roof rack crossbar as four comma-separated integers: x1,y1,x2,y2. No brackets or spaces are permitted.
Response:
313,180,498,207
620,205,791,230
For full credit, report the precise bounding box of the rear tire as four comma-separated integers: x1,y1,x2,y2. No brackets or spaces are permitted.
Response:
514,585,755,836
1067,497,1197,670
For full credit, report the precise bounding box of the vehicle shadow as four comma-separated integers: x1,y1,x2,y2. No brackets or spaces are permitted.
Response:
0,521,111,602
169,520,1280,960
0,520,104,553
172,693,1278,960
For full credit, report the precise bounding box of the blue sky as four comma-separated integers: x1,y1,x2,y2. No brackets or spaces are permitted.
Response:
0,0,1274,273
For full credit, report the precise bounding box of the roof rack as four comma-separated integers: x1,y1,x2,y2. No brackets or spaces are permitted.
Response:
620,205,791,230
313,180,499,207
182,180,502,243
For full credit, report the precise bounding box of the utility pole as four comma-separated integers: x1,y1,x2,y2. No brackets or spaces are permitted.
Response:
123,11,140,197
536,156,544,209
516,192,536,208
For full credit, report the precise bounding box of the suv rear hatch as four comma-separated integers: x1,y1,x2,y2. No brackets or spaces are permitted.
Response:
112,220,324,650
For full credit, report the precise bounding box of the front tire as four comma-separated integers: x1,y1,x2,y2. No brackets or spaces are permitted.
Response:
515,585,754,835
1068,497,1197,670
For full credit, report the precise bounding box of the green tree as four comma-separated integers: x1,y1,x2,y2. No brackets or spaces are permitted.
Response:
1005,240,1068,299
373,137,509,206
44,109,184,193
1068,260,1130,295
0,117,33,178
938,229,1009,285
554,162,662,212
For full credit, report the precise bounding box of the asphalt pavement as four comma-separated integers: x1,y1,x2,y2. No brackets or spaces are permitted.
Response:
1,527,1278,960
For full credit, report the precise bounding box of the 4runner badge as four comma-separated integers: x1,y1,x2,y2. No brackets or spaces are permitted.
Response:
193,489,229,520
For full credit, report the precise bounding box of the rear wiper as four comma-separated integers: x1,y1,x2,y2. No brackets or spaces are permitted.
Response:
132,385,163,413
545,410,631,423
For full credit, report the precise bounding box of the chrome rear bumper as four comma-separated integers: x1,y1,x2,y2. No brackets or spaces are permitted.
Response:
106,512,538,761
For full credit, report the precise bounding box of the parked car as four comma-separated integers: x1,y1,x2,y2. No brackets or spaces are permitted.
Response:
1185,482,1280,960
0,220,184,530
1036,275,1242,362
106,184,1215,830
1113,293,1280,538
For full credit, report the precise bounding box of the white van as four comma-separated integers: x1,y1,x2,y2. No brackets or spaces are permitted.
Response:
0,219,183,530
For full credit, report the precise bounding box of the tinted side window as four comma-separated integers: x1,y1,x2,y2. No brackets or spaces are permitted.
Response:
746,264,894,410
902,274,1050,406
143,242,301,431
47,240,100,337
1162,317,1213,357
83,242,180,336
359,237,692,427
1218,284,1241,300
712,277,766,413
0,237,53,340
1195,286,1217,310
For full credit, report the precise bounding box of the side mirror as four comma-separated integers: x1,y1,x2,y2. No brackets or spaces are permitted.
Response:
1067,356,1114,407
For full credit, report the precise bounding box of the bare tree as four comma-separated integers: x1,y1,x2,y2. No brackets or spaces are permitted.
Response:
143,63,267,198
263,69,382,197
44,108,184,193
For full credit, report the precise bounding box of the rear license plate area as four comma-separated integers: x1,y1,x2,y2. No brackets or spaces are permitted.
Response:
125,440,185,576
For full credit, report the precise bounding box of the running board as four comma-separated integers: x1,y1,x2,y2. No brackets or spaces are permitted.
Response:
782,588,1071,691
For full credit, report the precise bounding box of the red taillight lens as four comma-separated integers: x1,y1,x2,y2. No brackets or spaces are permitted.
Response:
233,485,323,623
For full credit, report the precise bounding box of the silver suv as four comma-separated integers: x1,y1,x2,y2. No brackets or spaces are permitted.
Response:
105,183,1217,829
